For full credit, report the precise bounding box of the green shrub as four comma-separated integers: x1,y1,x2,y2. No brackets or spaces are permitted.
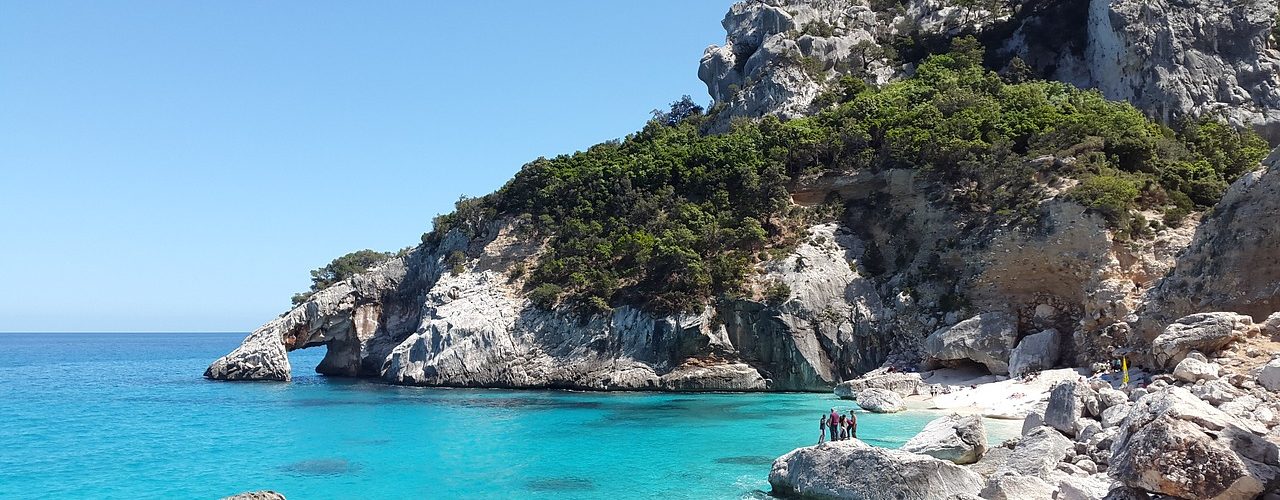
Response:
1068,174,1140,224
764,281,792,305
528,284,562,309
446,250,467,276
293,249,392,304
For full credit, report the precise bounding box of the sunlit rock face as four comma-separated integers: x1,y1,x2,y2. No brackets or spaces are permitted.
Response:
699,0,1280,141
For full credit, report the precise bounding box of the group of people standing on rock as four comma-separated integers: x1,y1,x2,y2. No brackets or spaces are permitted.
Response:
818,408,857,444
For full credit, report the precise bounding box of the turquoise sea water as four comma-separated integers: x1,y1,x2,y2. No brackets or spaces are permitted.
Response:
0,333,1013,499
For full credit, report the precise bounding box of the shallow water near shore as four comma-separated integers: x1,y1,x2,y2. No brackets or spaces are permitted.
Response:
0,333,1015,499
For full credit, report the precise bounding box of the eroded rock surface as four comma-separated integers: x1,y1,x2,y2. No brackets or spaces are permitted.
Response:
1109,387,1280,499
768,440,984,499
1150,313,1258,368
923,312,1018,375
700,0,1280,139
854,387,906,413
900,413,987,465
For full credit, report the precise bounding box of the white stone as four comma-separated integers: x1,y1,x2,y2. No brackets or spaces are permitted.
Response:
855,387,906,413
1172,357,1221,383
901,413,987,465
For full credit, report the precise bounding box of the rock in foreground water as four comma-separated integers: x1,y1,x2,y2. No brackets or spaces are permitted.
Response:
768,440,984,500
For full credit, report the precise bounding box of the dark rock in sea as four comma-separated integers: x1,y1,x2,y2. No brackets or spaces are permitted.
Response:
278,459,360,477
715,455,776,466
525,477,595,492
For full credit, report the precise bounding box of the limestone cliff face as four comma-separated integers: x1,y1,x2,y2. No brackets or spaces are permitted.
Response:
206,163,1188,390
207,0,1280,390
700,0,1280,140
208,222,858,390
1133,151,1280,347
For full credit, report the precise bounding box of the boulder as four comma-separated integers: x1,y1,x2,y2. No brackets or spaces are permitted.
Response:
1022,411,1044,436
1192,379,1246,405
855,387,906,413
1045,380,1096,435
833,371,922,399
1076,421,1102,444
1097,387,1128,411
1103,486,1153,500
923,312,1018,375
1151,313,1256,368
1055,474,1111,500
998,426,1073,480
222,493,286,500
901,413,988,465
968,445,1014,478
1008,329,1062,377
1101,403,1130,428
979,473,1055,500
1258,359,1280,392
1172,357,1221,383
768,440,984,500
1264,312,1280,337
1109,387,1280,499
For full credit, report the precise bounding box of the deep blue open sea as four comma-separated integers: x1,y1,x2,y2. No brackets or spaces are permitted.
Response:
0,333,1014,499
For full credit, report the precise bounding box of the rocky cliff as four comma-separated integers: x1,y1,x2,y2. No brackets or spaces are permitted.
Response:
699,0,1280,140
208,0,1280,392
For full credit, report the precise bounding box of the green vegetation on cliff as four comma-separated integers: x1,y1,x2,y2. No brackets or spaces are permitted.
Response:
405,38,1267,314
292,249,393,305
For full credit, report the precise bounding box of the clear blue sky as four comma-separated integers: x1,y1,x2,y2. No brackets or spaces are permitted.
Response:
0,1,731,332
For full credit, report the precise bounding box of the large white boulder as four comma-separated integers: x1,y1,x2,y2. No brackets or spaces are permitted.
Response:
979,472,1055,500
1109,387,1280,499
998,426,1073,480
901,413,987,465
1008,329,1061,377
768,440,984,500
1258,359,1280,392
923,312,1019,375
855,387,906,413
1172,356,1221,383
1151,312,1257,368
1044,380,1097,436
834,371,923,399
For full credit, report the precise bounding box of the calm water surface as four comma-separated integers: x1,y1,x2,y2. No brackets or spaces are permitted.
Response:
0,333,1013,499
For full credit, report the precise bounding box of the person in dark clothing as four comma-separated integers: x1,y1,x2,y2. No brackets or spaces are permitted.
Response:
847,410,858,439
828,408,839,441
819,414,828,444
837,414,847,440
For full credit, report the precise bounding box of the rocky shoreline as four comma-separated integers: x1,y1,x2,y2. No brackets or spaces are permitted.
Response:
771,311,1280,499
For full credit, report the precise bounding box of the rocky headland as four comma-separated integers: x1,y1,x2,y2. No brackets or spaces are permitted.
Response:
206,1,1280,497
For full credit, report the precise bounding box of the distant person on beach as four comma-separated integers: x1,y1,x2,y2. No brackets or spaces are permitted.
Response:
847,410,857,439
819,414,828,444
829,408,839,441
837,414,847,440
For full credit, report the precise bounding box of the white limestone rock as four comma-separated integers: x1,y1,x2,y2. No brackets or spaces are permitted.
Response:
923,312,1019,375
768,440,984,500
1008,329,1062,378
1045,380,1097,436
979,472,1055,500
901,413,987,465
1109,387,1280,498
854,387,906,413
1172,357,1221,383
1151,312,1256,368
834,370,923,398
1259,359,1280,392
998,426,1073,480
